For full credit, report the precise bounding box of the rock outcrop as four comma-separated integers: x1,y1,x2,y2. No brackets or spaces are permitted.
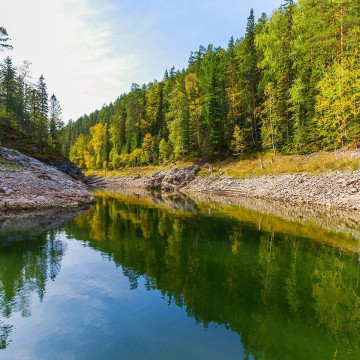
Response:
0,147,96,211
146,165,199,191
0,122,87,183
41,158,87,183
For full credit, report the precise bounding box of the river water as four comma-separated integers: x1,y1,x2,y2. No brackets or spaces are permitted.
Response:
1,190,360,360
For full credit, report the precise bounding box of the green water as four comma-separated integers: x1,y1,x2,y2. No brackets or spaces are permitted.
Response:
1,191,360,360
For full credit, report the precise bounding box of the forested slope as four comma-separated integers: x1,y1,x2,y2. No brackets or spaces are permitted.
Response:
4,1,358,172
66,0,360,171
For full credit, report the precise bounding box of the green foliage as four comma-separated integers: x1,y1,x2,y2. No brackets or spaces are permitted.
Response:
158,138,172,163
65,2,360,170
0,27,64,151
315,57,360,149
231,125,246,155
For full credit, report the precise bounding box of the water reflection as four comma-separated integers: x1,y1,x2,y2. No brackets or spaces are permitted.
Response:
0,206,91,349
1,191,360,359
64,191,360,360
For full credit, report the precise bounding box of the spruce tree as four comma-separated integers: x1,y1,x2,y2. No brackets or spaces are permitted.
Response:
201,49,226,156
243,9,260,148
37,75,49,142
49,94,63,148
0,57,16,122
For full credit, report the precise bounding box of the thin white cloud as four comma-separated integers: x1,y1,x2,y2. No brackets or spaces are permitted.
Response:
0,0,283,122
0,0,138,121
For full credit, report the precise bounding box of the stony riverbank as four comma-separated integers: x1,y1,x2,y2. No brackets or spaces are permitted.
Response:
92,164,360,211
0,147,96,211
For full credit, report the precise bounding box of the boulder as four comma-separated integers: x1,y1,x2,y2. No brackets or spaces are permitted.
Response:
146,165,199,191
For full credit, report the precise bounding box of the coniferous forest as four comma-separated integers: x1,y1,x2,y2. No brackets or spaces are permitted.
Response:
1,1,360,170
0,28,64,153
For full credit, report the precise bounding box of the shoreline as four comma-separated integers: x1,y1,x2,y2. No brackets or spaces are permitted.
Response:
91,166,360,212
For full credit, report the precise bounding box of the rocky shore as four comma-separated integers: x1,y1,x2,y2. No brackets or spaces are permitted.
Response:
92,165,360,211
0,147,96,211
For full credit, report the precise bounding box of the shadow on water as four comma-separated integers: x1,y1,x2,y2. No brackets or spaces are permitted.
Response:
1,191,360,359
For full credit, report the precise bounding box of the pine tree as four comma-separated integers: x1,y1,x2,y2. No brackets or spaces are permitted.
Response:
231,125,246,155
167,75,188,158
225,36,241,148
15,60,32,132
49,94,63,148
243,9,260,148
37,75,49,142
0,57,17,123
201,48,226,157
315,57,360,149
262,83,281,154
276,0,295,147
163,69,169,80
185,72,202,154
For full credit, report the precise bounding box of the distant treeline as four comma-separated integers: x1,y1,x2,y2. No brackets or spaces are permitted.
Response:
0,27,64,152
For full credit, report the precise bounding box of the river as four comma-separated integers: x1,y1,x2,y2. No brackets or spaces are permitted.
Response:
1,190,360,359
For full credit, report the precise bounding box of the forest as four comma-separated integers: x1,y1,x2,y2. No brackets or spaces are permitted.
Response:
1,0,360,170
0,28,64,153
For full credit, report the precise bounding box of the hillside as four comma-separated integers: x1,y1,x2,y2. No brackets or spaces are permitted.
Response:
0,123,86,182
64,2,360,173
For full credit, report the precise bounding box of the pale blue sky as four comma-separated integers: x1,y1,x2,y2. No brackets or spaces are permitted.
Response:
0,0,283,121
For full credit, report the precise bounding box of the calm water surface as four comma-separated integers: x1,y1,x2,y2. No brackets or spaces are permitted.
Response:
1,191,360,359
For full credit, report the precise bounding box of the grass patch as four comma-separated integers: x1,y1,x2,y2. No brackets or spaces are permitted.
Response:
221,151,360,178
0,156,23,170
86,166,161,178
85,150,360,179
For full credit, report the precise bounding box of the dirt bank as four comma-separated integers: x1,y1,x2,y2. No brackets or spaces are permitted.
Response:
0,147,96,211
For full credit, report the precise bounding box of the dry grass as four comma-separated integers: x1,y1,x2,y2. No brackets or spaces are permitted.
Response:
221,151,360,178
85,151,360,179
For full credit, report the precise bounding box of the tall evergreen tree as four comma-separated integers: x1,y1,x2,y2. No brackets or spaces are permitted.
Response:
0,57,16,121
243,9,260,148
49,94,63,148
201,48,226,156
37,75,49,142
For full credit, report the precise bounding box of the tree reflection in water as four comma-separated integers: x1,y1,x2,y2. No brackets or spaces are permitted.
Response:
63,191,360,360
0,208,85,349
1,191,360,359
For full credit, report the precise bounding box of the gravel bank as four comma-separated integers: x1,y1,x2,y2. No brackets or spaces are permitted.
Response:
182,172,360,210
94,166,360,211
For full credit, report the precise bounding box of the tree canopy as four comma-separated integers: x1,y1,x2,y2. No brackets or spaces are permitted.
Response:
65,1,360,170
